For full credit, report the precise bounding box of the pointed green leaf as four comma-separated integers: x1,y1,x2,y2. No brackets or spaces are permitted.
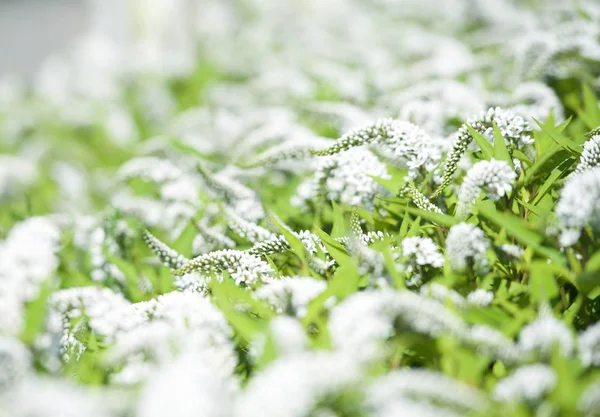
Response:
532,168,563,205
466,125,493,160
534,118,583,156
478,201,566,267
330,201,346,238
493,123,513,168
314,227,350,265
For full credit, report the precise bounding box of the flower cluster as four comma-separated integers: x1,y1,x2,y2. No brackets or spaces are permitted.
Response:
456,159,516,218
434,107,532,197
1,0,600,416
445,223,490,273
293,147,390,209
556,166,600,246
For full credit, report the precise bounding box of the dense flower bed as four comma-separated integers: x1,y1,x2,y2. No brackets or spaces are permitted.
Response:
1,1,600,416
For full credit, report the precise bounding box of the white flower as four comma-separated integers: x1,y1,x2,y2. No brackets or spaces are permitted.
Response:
518,306,574,358
500,243,525,259
40,287,132,365
493,364,557,403
367,369,487,415
173,249,275,286
294,147,389,210
234,352,362,417
401,237,445,268
577,380,600,417
329,290,467,361
390,79,485,136
556,167,600,246
105,292,236,385
264,316,308,357
0,155,37,201
467,289,494,307
456,159,516,218
572,134,600,177
255,277,327,318
311,118,442,180
224,207,274,243
434,107,532,197
0,337,31,392
136,353,237,417
578,321,600,366
143,230,188,269
0,217,61,304
466,325,523,364
2,375,114,417
509,82,564,124
118,157,184,183
445,223,489,273
420,283,465,307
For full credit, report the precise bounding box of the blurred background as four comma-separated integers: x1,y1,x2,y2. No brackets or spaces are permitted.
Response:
0,0,85,77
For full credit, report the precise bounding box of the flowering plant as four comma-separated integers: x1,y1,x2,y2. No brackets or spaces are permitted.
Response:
1,1,600,416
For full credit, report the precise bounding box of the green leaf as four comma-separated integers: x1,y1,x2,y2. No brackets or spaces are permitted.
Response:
516,199,543,217
314,227,351,265
406,216,422,238
21,281,52,345
493,123,513,168
330,201,346,238
511,149,532,166
370,175,405,194
211,273,268,342
529,261,560,302
585,250,600,272
534,118,583,156
466,125,493,160
302,263,360,325
172,140,212,160
398,205,410,239
105,254,145,302
270,213,309,271
531,168,563,205
212,272,274,319
402,206,458,227
577,83,600,129
478,201,566,267
172,221,197,257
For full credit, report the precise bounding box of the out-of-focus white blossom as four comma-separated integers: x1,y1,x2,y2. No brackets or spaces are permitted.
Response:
500,243,525,259
445,223,489,273
367,369,487,416
467,289,494,307
578,380,600,417
518,305,574,358
234,352,362,417
556,167,600,246
254,277,327,318
136,353,237,417
578,321,600,367
0,217,61,306
329,290,467,361
0,337,31,392
420,283,466,307
2,376,114,417
0,155,37,201
493,364,557,403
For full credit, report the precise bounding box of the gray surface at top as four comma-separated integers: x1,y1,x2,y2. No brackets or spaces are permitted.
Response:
0,0,86,77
